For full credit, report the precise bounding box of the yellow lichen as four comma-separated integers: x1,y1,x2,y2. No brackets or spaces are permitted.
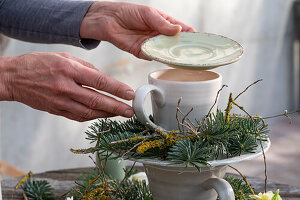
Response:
15,171,33,189
136,133,193,154
225,93,234,123
116,136,148,144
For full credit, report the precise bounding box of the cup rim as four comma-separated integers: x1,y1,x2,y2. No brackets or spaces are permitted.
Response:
148,69,222,84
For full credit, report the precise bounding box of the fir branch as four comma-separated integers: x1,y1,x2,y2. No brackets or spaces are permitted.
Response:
86,117,147,144
21,179,55,200
90,109,269,165
228,134,258,157
230,100,268,192
228,165,255,196
167,139,211,171
68,168,152,200
220,176,254,200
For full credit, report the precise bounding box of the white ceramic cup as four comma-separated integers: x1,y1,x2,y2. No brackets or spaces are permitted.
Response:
133,69,222,131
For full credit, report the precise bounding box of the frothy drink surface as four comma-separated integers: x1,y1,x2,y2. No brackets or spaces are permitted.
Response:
152,69,219,82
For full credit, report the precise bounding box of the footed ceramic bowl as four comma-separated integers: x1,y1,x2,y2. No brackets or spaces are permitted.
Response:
131,139,270,200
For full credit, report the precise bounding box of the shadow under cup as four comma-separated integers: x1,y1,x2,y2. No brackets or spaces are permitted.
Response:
133,69,222,131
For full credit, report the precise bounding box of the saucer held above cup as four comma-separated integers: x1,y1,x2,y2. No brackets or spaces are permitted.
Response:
141,32,243,70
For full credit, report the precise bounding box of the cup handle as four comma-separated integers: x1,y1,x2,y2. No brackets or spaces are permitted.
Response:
133,84,165,130
202,177,235,200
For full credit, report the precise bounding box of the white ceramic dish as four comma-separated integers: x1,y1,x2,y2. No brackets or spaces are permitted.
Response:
141,32,243,70
131,138,270,168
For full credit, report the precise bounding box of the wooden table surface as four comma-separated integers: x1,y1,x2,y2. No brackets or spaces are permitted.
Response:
2,167,300,200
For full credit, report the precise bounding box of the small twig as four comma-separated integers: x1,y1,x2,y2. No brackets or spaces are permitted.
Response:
181,107,197,133
89,155,104,179
177,106,194,132
84,173,101,194
203,85,228,123
262,109,300,120
239,190,247,200
74,181,85,188
197,85,228,131
182,107,196,129
23,192,28,200
181,107,193,125
284,110,292,124
231,100,268,192
74,187,84,197
94,153,109,187
176,97,198,132
234,79,263,101
70,147,98,154
176,106,197,134
176,98,183,132
226,80,268,192
224,93,234,123
120,162,136,186
136,128,150,135
228,165,255,195
96,129,111,135
233,109,300,124
179,120,196,134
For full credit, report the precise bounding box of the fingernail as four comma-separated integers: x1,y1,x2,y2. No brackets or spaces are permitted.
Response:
124,109,134,118
125,90,135,100
170,24,182,31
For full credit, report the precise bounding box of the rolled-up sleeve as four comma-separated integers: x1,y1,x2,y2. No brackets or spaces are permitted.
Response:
0,0,100,49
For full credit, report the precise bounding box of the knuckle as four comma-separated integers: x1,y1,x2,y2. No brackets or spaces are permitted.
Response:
88,95,104,109
83,109,95,119
51,98,65,109
144,6,154,14
57,59,72,69
55,60,74,76
51,78,72,95
95,74,108,90
57,52,71,58
111,104,123,115
111,85,123,97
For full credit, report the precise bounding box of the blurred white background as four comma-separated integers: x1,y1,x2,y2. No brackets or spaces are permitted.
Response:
1,0,299,186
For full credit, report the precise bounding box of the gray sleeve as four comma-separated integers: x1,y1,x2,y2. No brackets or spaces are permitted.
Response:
0,0,100,50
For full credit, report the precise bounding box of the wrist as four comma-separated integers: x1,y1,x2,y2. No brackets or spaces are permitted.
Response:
79,1,117,41
0,56,17,101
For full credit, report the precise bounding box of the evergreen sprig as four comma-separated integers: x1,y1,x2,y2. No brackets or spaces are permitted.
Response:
85,117,147,144
21,179,55,200
167,139,211,171
77,109,270,170
221,176,254,200
69,168,152,200
228,134,258,157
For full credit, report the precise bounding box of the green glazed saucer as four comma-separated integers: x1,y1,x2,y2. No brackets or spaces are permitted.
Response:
141,32,243,70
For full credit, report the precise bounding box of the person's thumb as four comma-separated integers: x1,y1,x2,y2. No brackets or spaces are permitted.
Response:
148,14,182,35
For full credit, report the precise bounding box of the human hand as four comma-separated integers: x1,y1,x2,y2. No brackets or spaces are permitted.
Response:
80,1,196,59
0,52,135,121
